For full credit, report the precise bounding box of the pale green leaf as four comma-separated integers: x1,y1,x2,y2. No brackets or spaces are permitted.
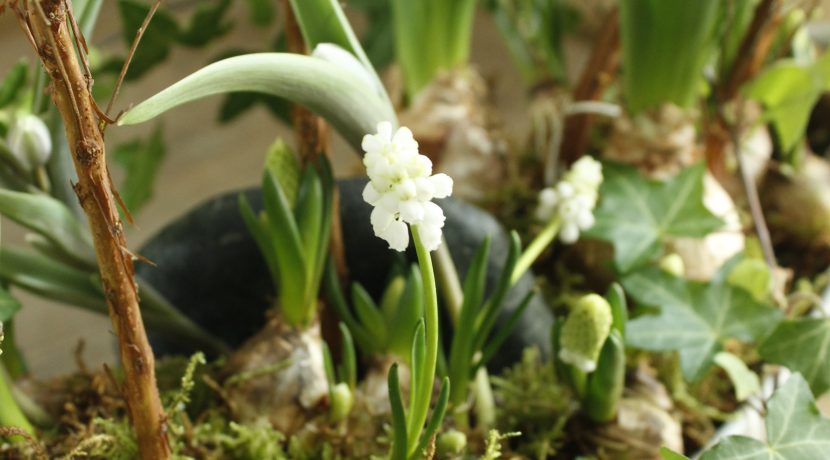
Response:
263,139,299,206
0,190,96,269
660,446,689,460
714,351,761,402
701,374,830,459
118,53,395,151
623,267,781,381
113,125,166,214
0,286,21,322
745,51,830,153
759,318,830,396
620,0,720,112
0,60,27,109
586,162,724,273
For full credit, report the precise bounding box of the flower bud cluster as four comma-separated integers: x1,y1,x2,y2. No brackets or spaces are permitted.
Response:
536,156,603,244
362,122,453,252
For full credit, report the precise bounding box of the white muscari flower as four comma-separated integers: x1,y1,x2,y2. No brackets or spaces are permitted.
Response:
362,122,453,252
536,156,602,244
7,113,52,172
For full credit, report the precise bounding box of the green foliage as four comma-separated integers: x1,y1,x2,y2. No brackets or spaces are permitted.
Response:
392,0,477,97
0,286,21,323
112,125,166,215
0,61,28,109
245,0,276,27
698,374,830,459
623,267,782,381
177,0,233,47
759,318,830,396
215,421,287,460
88,417,140,460
620,0,721,112
584,330,625,423
713,351,760,402
345,0,395,70
586,163,723,273
114,0,181,80
0,190,96,269
322,324,357,422
745,50,830,158
239,156,332,327
485,0,576,84
492,348,572,459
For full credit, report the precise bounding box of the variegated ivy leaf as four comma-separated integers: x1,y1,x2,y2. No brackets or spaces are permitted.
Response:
700,374,830,460
623,267,781,381
585,162,723,273
759,318,830,397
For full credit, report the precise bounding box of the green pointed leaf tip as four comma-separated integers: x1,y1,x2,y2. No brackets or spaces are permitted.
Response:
118,54,395,151
713,351,760,402
263,139,300,206
623,267,781,381
586,162,724,273
760,317,830,396
0,61,28,109
745,51,830,153
620,0,720,112
700,373,830,459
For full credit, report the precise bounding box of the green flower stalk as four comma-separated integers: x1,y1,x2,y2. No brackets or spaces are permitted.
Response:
0,323,34,442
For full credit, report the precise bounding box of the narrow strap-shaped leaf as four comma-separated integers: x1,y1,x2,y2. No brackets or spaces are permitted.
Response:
238,194,279,288
0,190,96,269
388,363,409,460
352,283,388,348
584,330,626,423
294,166,323,297
0,285,21,322
472,231,522,353
321,341,337,392
322,262,376,353
408,319,426,437
606,282,628,339
338,323,357,390
118,53,395,151
308,159,334,322
474,291,535,375
389,265,424,359
411,376,450,460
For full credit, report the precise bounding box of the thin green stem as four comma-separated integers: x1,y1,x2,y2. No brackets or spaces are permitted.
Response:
406,226,439,456
432,242,463,324
511,217,560,284
0,364,34,441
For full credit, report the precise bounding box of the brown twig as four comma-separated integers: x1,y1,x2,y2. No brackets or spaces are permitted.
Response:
103,0,162,124
15,1,170,459
559,8,620,166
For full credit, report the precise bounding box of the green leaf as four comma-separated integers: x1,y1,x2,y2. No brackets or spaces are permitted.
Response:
700,374,830,459
0,60,27,109
412,377,450,459
388,363,409,460
606,282,628,339
713,351,760,402
218,91,290,123
0,286,21,322
178,0,233,47
585,330,625,423
586,162,724,273
116,0,180,80
623,267,782,381
351,283,387,348
118,53,395,151
0,190,96,269
338,323,357,389
620,0,720,112
245,0,275,27
0,247,107,314
745,51,830,154
263,139,300,206
295,167,323,289
112,125,165,214
388,266,423,359
759,318,830,396
322,261,377,353
660,447,689,460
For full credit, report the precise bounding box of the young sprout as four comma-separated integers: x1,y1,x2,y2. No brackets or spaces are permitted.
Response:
558,294,613,373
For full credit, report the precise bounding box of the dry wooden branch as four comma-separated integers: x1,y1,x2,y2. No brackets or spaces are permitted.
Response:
559,8,620,166
16,1,170,458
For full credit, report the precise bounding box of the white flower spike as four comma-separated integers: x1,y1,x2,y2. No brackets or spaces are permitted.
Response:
362,122,453,252
536,156,603,244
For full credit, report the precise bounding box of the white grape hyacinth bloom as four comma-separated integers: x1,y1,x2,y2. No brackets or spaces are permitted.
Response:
362,122,453,252
536,156,603,244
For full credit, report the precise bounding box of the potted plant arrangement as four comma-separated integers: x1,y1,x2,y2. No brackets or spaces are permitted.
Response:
1,0,830,459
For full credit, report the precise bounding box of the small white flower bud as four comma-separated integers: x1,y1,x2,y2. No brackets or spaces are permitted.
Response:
536,156,603,244
437,429,467,455
7,113,52,171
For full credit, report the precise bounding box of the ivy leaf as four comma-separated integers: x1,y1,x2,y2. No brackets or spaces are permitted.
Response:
745,51,830,155
113,125,165,214
0,286,21,322
178,0,234,47
714,351,761,402
623,267,782,381
586,163,724,273
700,373,830,459
759,318,830,397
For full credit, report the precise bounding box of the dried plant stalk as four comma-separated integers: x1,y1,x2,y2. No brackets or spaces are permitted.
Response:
18,1,169,458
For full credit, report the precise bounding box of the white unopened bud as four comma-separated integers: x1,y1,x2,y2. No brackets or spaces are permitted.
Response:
7,113,52,171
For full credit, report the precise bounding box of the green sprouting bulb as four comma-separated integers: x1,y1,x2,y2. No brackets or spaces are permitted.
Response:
559,294,613,373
